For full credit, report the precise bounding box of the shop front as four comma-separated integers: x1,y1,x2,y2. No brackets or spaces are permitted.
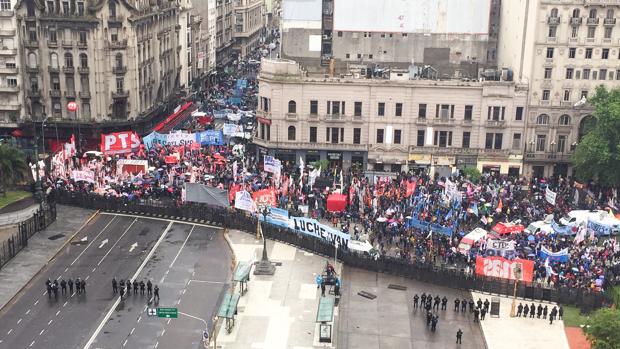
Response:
305,150,320,166
408,154,431,174
327,152,343,170
432,156,455,178
477,154,523,177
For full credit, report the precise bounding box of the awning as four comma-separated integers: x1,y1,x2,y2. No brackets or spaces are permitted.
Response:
408,154,431,164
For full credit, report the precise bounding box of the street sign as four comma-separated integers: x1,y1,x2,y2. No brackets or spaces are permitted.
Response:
157,307,178,318
147,308,157,317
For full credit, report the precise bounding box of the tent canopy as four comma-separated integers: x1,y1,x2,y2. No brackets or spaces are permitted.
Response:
326,193,347,212
184,183,229,208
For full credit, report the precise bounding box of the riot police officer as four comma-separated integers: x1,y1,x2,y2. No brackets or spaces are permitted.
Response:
133,280,138,294
139,280,145,295
153,285,160,302
112,278,118,294
60,279,67,295
413,294,419,309
147,280,153,296
75,278,81,295
68,278,74,295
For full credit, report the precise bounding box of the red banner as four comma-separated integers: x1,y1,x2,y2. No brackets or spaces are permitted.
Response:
405,181,417,198
164,155,179,164
101,132,141,155
252,188,277,207
475,256,534,282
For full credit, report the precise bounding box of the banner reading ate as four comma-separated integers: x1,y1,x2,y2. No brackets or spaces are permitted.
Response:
475,256,534,282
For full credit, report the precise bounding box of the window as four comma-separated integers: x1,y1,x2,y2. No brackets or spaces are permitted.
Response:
337,31,342,37
589,9,597,18
617,70,620,80
310,100,318,115
585,48,593,59
115,53,123,68
494,133,503,149
600,69,607,80
576,70,581,79
464,105,473,121
354,102,362,117
604,27,613,39
593,70,598,80
546,47,554,59
0,0,11,10
345,53,350,59
52,100,61,114
376,129,384,143
393,130,402,144
63,52,73,68
65,75,74,92
536,134,546,152
536,114,549,125
78,31,87,45
62,0,69,14
569,48,576,58
572,8,580,18
416,130,425,146
28,25,37,41
512,133,522,150
566,68,574,79
49,27,57,43
368,54,373,59
542,90,550,101
433,131,452,147
548,26,557,37
607,9,614,18
564,89,571,101
30,77,38,91
378,102,385,116
581,90,589,99
109,0,116,17
287,126,296,141
80,76,89,92
353,128,361,144
462,132,471,148
587,26,596,38
571,26,578,38
583,68,591,79
550,8,558,18
418,104,427,118
6,77,16,87
395,103,402,117
288,100,296,114
77,1,84,15
602,48,609,59
485,133,493,149
79,53,88,68
116,77,124,92
557,135,566,153
51,75,60,90
515,106,524,121
544,67,553,79
559,114,571,125
82,102,90,117
327,101,344,115
308,127,317,143
437,104,452,118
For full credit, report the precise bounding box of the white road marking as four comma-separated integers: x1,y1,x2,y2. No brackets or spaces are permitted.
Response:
129,242,138,252
137,316,142,323
154,341,159,348
48,320,53,325
182,289,186,295
166,318,171,325
188,280,226,285
85,276,90,281
25,309,31,315
39,329,45,336
71,216,117,266
64,267,69,273
63,301,68,307
122,339,128,347
17,319,22,324
98,238,109,249
92,267,96,273
160,329,165,337
83,221,173,349
97,219,137,266
55,310,60,316
34,300,39,306
42,291,46,296
176,299,181,305
7,329,12,335
130,327,135,335
99,212,221,229
29,340,35,347
170,225,195,268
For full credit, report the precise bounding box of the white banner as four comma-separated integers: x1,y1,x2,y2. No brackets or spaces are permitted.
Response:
234,191,255,212
263,156,281,174
71,170,96,183
545,187,557,206
222,123,242,136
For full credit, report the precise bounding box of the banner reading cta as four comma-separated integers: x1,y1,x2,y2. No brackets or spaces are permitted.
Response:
475,256,534,282
289,216,350,249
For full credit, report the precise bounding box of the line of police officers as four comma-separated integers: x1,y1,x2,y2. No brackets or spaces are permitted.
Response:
45,278,85,299
111,278,159,302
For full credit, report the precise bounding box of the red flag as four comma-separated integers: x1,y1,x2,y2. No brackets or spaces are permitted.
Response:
405,181,417,197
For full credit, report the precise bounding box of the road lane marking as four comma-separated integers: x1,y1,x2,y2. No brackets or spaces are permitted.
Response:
83,221,173,349
85,276,90,281
122,339,128,347
43,291,46,296
29,340,35,347
64,267,69,273
99,212,221,229
63,301,68,307
97,218,137,266
137,316,142,323
98,238,109,249
17,319,22,324
160,329,165,337
71,216,117,266
26,309,31,315
182,289,186,295
92,267,96,273
39,329,45,336
55,310,60,316
155,341,159,348
48,320,53,325
129,242,138,252
167,318,171,325
169,225,195,268
7,329,12,335
130,327,135,335
34,300,39,306
176,299,181,305
188,280,226,285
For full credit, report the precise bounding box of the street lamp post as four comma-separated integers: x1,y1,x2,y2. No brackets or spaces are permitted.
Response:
254,205,275,275
509,264,523,317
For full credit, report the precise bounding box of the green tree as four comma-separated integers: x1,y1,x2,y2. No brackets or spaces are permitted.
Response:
572,86,620,186
0,144,29,195
311,159,329,171
461,167,481,183
584,308,620,349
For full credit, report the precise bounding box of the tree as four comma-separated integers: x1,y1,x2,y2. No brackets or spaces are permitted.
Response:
584,308,620,349
0,144,29,195
461,167,481,183
572,86,620,186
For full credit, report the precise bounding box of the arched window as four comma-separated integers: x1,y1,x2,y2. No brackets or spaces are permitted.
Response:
287,126,296,141
536,114,550,125
64,52,73,67
115,53,123,68
578,115,596,141
288,100,296,114
50,53,59,69
79,53,88,68
572,8,580,18
589,9,597,18
607,9,614,18
109,0,116,17
27,52,37,68
550,8,559,18
559,114,571,125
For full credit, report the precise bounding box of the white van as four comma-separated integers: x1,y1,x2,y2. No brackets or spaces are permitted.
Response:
525,221,554,235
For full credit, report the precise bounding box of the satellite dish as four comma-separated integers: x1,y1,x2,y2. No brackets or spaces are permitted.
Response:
574,96,587,107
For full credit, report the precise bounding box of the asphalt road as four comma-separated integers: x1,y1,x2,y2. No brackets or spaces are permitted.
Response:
0,213,231,349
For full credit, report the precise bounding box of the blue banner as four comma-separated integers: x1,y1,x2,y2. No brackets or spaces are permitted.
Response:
587,219,617,236
538,246,569,263
259,207,289,228
196,130,224,146
405,218,454,237
551,221,573,235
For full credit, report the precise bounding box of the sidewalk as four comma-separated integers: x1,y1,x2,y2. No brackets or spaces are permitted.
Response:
0,205,95,311
471,291,570,349
216,229,340,348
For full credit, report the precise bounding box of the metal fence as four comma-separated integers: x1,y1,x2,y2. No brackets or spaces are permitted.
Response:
52,190,610,312
0,201,57,270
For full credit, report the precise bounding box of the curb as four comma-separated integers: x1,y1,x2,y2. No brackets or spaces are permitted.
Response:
0,209,100,314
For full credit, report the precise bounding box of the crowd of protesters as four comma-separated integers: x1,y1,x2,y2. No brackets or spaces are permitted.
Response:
42,40,620,295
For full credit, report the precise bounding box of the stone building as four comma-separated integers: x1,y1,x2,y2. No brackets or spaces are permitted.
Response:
215,0,235,67
255,59,528,177
232,0,263,58
0,0,21,126
14,0,181,123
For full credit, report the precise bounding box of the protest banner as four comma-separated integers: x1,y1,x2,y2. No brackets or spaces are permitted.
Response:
71,170,95,183
222,123,241,136
538,246,569,263
545,187,557,206
234,191,255,212
259,207,290,228
475,256,534,282
101,131,141,155
116,159,148,175
252,188,277,207
263,156,281,174
485,239,516,258
196,130,224,145
289,216,350,248
143,131,196,149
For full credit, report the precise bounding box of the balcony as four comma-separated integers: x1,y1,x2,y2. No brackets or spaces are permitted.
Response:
0,10,14,17
415,118,427,125
48,40,58,48
587,17,600,25
108,14,124,23
408,146,510,157
285,113,297,119
547,16,561,25
0,47,16,55
108,39,128,49
48,65,60,73
62,40,73,48
568,37,580,44
77,41,88,49
585,37,597,44
0,29,16,37
604,18,616,25
112,66,127,74
78,67,90,74
570,17,582,25
0,85,18,92
27,89,41,98
0,67,18,74
434,117,456,126
112,90,129,99
79,91,91,99
63,66,75,74
64,90,76,98
486,120,506,127
603,38,612,44
253,138,369,152
546,36,557,43
24,41,38,49
322,114,347,122
540,100,551,106
524,152,572,162
561,101,574,107
462,119,473,127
